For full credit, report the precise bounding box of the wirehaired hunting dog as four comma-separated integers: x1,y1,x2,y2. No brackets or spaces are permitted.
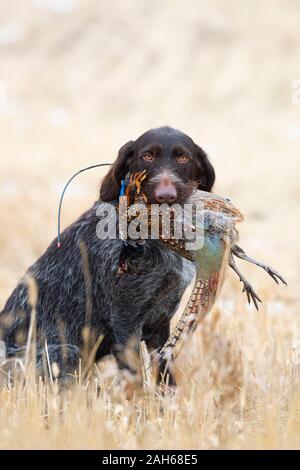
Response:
0,126,215,384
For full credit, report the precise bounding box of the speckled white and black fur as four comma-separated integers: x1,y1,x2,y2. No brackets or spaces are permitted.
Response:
0,203,195,380
0,127,215,383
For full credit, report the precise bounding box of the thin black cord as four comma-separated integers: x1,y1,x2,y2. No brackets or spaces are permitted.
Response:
57,163,112,248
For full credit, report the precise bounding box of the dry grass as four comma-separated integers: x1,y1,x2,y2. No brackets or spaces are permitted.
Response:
0,0,300,449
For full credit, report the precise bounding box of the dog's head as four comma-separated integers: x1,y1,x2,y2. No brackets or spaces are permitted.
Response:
100,126,215,204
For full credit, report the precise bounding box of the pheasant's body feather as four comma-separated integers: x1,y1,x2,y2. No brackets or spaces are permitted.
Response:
120,174,285,360
160,190,243,358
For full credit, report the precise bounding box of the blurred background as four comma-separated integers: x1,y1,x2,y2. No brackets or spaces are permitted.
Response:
0,0,299,312
2,0,300,450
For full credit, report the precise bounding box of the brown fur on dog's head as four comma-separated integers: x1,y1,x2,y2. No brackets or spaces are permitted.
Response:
100,126,215,204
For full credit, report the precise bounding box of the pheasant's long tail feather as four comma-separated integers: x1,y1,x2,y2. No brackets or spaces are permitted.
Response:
160,242,230,361
160,272,221,360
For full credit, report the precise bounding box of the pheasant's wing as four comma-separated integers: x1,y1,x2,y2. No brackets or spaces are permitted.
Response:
160,238,196,261
189,190,244,224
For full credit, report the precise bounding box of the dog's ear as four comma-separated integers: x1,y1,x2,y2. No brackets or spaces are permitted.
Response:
194,145,215,192
100,140,135,201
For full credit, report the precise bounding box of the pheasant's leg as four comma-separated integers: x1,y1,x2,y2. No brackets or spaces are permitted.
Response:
232,245,287,286
229,256,262,310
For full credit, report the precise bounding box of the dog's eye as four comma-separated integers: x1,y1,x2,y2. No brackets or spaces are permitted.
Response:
176,154,190,163
142,152,154,162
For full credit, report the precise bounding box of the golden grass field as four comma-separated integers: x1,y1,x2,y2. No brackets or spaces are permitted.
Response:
1,0,300,449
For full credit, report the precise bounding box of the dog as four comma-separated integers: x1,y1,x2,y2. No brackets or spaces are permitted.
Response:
0,126,215,384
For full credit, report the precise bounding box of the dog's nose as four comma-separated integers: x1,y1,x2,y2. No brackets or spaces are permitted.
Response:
154,184,177,204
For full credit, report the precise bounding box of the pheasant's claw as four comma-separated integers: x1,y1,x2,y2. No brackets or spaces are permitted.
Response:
230,258,262,310
232,245,287,287
263,265,287,286
241,281,262,310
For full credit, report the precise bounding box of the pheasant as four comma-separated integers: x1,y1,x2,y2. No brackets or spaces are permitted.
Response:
119,172,287,359
158,190,285,360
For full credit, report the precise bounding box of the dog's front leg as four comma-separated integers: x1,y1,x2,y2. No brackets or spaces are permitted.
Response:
145,322,176,386
110,313,143,376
